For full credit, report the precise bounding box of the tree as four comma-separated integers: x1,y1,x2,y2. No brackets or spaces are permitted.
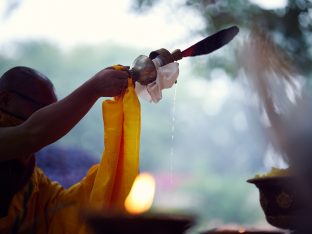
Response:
131,0,312,76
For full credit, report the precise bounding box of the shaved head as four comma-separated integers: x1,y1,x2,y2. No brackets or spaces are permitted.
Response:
0,66,57,120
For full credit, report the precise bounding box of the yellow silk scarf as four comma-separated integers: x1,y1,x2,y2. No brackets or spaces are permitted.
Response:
88,66,141,211
77,66,140,234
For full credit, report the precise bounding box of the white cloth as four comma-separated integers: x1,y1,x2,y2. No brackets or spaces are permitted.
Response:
135,62,179,103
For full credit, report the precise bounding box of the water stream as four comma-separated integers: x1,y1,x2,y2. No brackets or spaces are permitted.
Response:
170,84,178,185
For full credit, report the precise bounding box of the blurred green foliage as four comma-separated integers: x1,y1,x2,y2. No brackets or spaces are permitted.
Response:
132,0,312,76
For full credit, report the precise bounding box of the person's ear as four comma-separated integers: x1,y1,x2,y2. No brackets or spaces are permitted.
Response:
0,91,10,107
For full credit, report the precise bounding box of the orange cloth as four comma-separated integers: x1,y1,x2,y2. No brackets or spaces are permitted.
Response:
0,74,141,233
89,78,141,211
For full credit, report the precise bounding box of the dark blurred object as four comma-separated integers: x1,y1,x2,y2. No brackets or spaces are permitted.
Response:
240,28,302,166
247,177,306,230
242,26,312,233
177,26,239,58
85,212,194,234
201,229,284,234
36,145,98,188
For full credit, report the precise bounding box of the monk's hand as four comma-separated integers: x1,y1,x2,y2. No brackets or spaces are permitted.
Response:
91,66,129,97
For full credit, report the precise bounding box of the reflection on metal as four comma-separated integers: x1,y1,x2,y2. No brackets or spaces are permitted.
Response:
130,55,157,85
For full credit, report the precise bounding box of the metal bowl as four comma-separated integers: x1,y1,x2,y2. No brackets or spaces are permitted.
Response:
247,176,308,230
85,212,195,234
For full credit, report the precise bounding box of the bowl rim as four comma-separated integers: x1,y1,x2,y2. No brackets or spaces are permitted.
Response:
247,176,297,184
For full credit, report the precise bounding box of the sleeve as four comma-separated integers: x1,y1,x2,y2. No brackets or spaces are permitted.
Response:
33,165,99,234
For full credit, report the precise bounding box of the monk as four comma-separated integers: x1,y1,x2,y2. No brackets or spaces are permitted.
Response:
0,61,179,234
0,66,132,233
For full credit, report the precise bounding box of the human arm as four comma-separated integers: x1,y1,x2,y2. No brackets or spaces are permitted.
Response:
0,67,128,161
